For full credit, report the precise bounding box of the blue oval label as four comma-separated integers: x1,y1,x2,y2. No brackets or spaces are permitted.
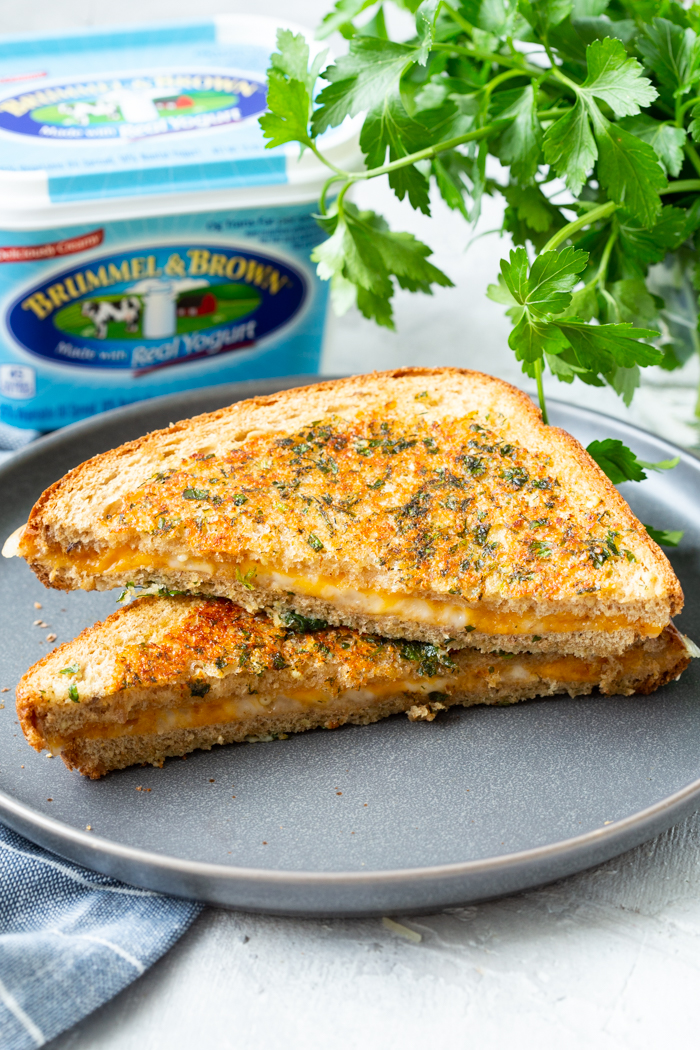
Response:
0,71,266,141
7,244,307,373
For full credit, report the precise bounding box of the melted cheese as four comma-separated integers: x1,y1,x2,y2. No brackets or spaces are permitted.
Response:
47,651,622,749
20,540,664,637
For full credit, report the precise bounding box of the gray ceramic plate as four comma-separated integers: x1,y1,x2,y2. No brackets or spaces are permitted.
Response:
0,378,699,917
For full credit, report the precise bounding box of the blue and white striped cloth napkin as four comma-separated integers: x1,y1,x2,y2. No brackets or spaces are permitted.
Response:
0,822,202,1048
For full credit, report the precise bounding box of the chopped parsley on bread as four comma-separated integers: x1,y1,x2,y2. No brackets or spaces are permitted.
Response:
16,595,691,779
6,368,682,658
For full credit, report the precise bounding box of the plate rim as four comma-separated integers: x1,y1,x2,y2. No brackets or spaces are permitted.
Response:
1,377,698,908
1,768,700,888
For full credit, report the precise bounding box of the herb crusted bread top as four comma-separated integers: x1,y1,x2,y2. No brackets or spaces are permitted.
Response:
11,368,682,652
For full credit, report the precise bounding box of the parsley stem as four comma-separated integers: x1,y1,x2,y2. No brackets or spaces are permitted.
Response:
679,95,700,118
660,178,700,194
576,231,616,316
549,65,580,95
683,143,700,179
675,96,684,128
543,40,557,69
534,358,549,425
541,201,616,253
537,107,572,119
600,287,619,322
311,121,513,215
483,68,528,97
353,121,510,181
335,180,353,219
319,173,346,215
428,42,578,98
309,142,347,178
442,1,474,35
430,42,543,78
595,227,617,288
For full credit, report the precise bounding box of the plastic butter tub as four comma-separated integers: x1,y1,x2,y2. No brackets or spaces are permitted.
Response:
0,16,359,429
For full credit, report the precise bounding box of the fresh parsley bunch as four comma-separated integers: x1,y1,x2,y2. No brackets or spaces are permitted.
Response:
259,0,700,545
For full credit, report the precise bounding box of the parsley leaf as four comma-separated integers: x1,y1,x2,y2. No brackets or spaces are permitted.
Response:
588,105,666,227
360,90,431,213
260,30,327,150
313,203,453,328
637,17,700,95
618,115,686,177
474,0,522,37
502,184,563,234
510,315,569,363
607,279,658,326
645,524,684,547
545,41,663,215
316,0,375,40
553,320,662,371
689,101,700,144
269,28,326,97
606,365,641,407
580,37,658,118
617,206,688,273
522,247,589,314
638,455,680,472
500,246,588,316
492,85,543,183
493,245,662,397
501,184,567,252
559,282,599,322
586,438,648,483
519,0,573,34
235,568,257,591
312,38,418,135
543,98,597,195
432,152,472,219
415,0,440,65
260,75,313,149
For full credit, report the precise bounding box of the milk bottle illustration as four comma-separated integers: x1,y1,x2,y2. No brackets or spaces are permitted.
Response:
131,278,209,338
106,88,161,124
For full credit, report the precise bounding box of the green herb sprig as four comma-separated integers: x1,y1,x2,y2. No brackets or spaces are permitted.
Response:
259,2,700,547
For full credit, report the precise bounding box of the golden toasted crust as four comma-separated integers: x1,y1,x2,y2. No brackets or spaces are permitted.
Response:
16,595,690,777
17,368,682,648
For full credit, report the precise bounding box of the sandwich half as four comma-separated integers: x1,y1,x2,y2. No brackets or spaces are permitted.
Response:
16,594,691,779
6,368,682,658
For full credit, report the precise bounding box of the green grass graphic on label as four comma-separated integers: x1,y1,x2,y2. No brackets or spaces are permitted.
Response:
54,283,262,342
32,90,239,128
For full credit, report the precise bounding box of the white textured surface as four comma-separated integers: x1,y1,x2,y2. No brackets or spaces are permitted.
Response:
4,2,700,1047
46,817,700,1050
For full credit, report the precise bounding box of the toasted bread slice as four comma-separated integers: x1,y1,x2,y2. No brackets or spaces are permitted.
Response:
8,368,682,657
17,595,690,778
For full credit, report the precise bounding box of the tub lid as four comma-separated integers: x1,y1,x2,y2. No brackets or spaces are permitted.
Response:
0,16,360,211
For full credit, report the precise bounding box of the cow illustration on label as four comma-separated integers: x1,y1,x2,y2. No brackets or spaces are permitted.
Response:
7,244,307,374
81,296,141,339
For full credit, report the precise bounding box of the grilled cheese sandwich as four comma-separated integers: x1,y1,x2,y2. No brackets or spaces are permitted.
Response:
16,595,691,779
6,369,683,656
